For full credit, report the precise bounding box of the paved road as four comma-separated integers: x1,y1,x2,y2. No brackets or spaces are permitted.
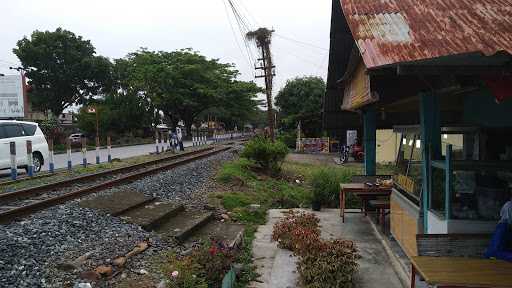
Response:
0,141,195,178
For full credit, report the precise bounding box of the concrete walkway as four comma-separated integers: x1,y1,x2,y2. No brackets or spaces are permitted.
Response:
250,209,404,288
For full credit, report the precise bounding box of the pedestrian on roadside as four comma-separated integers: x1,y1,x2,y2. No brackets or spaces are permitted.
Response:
176,127,184,151
485,189,512,262
171,129,178,152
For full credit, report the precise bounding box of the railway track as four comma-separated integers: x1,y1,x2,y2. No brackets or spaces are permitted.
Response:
0,145,231,223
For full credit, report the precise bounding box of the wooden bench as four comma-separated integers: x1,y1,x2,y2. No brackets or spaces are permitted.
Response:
416,234,492,258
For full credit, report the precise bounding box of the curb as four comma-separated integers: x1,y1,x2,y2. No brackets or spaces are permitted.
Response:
53,141,154,155
367,218,410,288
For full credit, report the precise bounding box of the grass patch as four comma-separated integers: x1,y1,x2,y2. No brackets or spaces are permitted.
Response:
234,226,259,288
215,154,394,287
216,158,256,184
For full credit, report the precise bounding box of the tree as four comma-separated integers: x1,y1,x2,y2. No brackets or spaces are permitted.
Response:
117,48,260,135
13,28,112,116
200,80,263,130
76,92,153,137
275,76,325,137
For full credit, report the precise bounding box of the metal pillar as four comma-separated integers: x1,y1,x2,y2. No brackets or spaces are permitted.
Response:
419,92,441,233
363,106,376,176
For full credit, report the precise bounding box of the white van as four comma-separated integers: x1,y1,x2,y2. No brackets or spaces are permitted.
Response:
0,120,49,172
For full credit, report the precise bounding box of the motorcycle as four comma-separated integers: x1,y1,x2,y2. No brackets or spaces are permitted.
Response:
340,145,350,163
339,142,365,164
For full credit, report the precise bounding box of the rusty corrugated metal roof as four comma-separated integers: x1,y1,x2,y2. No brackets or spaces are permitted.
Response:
339,0,512,69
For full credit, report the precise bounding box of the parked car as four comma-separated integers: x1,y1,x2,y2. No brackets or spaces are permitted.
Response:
69,133,85,146
0,120,49,172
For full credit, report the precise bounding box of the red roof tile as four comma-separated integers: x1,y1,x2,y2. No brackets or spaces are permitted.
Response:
339,0,512,68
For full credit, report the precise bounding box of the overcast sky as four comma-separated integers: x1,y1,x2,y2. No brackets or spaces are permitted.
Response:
0,0,331,100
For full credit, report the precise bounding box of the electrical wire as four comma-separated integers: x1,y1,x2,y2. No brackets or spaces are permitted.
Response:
224,0,257,69
235,0,260,27
274,33,329,52
222,0,253,73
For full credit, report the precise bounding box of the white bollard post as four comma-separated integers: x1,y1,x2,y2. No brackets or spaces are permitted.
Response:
67,138,72,170
95,136,100,165
48,138,55,173
81,137,87,168
107,136,112,163
155,130,160,154
26,140,34,176
10,142,17,180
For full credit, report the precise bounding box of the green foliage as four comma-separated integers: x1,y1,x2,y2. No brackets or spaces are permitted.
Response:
115,48,260,133
160,240,236,288
271,181,311,209
37,117,63,139
277,130,297,149
194,241,236,288
14,28,112,116
216,158,311,225
310,168,356,208
216,158,256,184
241,137,289,174
234,226,259,288
76,92,152,137
275,76,325,137
222,193,253,211
160,252,208,288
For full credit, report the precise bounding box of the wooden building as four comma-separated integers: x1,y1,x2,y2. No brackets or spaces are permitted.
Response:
329,0,512,258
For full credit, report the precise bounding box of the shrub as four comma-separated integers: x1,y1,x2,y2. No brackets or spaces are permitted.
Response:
271,210,320,251
298,239,360,288
310,168,356,208
271,182,312,209
241,137,289,175
277,130,297,149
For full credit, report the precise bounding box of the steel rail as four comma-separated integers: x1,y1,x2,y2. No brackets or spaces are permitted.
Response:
0,146,231,223
0,147,215,203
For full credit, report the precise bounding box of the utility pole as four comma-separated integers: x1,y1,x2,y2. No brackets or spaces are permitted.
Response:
249,28,276,141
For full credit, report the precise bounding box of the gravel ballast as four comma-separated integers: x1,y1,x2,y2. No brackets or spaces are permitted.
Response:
0,147,239,288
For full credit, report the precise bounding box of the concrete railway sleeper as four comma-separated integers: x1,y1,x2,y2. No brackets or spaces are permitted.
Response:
0,146,215,203
0,146,231,223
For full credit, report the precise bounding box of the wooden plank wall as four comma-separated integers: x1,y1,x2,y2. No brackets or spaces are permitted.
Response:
390,196,419,257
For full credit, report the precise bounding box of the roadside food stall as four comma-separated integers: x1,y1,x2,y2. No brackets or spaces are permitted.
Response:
392,125,512,257
327,0,512,286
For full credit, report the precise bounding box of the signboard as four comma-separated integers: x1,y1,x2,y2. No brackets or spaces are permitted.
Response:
0,75,24,118
299,138,330,154
347,130,357,146
341,62,378,111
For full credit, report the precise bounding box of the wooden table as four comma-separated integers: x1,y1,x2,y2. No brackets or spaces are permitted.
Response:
410,256,512,288
339,183,391,223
